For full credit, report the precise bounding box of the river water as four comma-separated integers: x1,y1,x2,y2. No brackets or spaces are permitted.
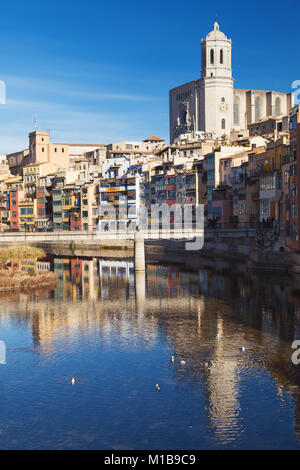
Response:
0,256,300,449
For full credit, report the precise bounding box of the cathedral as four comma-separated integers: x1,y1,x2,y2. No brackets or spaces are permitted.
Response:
169,21,293,143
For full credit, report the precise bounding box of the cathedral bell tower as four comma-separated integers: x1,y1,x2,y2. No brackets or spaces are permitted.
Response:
199,21,234,138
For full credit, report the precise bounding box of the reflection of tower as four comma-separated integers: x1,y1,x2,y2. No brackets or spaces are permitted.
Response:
206,314,241,440
81,259,97,300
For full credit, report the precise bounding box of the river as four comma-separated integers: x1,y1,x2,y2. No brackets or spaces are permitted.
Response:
0,256,299,449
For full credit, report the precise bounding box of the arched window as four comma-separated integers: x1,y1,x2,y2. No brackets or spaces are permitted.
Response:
233,96,240,125
210,49,214,65
220,49,223,64
255,96,261,122
221,118,226,130
275,97,281,116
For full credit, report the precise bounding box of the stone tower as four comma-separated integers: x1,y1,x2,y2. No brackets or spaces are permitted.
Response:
199,21,234,137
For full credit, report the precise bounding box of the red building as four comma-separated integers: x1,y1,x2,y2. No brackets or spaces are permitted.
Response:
166,174,176,207
36,186,48,230
9,189,24,230
70,214,82,231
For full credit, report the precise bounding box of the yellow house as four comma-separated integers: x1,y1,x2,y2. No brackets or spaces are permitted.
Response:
18,199,37,231
62,185,76,229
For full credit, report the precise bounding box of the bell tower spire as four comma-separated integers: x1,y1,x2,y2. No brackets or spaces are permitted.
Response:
199,22,234,138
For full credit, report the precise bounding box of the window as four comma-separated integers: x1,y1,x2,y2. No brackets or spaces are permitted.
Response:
210,49,214,64
20,207,33,215
220,49,223,64
233,96,240,125
55,148,57,152
42,147,44,152
275,97,281,116
168,190,176,199
221,118,226,130
255,96,261,122
62,148,64,153
291,203,298,218
260,199,270,217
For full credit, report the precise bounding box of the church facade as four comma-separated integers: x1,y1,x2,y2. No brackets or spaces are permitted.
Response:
169,21,293,143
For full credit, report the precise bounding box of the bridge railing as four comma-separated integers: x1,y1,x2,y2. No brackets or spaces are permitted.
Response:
0,228,204,243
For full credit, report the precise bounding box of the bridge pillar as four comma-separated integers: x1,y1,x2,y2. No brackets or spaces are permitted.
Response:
134,230,145,272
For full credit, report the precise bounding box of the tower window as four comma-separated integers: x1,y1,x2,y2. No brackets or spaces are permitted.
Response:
220,49,223,64
233,96,240,125
255,97,261,122
275,97,281,116
221,119,226,130
210,49,214,64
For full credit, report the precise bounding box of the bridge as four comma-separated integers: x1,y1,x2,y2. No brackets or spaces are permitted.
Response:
0,228,203,243
0,228,204,272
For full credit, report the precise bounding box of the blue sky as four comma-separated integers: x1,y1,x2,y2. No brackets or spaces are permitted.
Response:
0,0,299,154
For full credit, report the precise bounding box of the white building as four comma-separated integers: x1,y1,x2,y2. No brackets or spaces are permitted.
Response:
169,21,293,143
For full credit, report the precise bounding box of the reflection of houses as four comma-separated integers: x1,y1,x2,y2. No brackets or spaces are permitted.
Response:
99,260,135,300
3,254,300,445
168,266,180,297
54,258,98,300
36,261,51,273
20,258,36,274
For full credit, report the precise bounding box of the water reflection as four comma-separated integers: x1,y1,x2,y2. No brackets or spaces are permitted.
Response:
0,257,300,448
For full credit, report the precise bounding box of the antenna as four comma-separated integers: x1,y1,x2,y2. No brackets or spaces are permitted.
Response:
34,116,38,131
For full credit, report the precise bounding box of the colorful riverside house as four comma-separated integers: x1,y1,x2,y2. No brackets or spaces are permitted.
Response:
151,166,166,205
61,184,76,230
80,184,97,232
98,175,140,230
52,187,63,230
286,105,300,250
175,169,198,206
211,185,233,228
9,189,24,230
18,199,37,231
166,173,176,207
35,186,50,230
